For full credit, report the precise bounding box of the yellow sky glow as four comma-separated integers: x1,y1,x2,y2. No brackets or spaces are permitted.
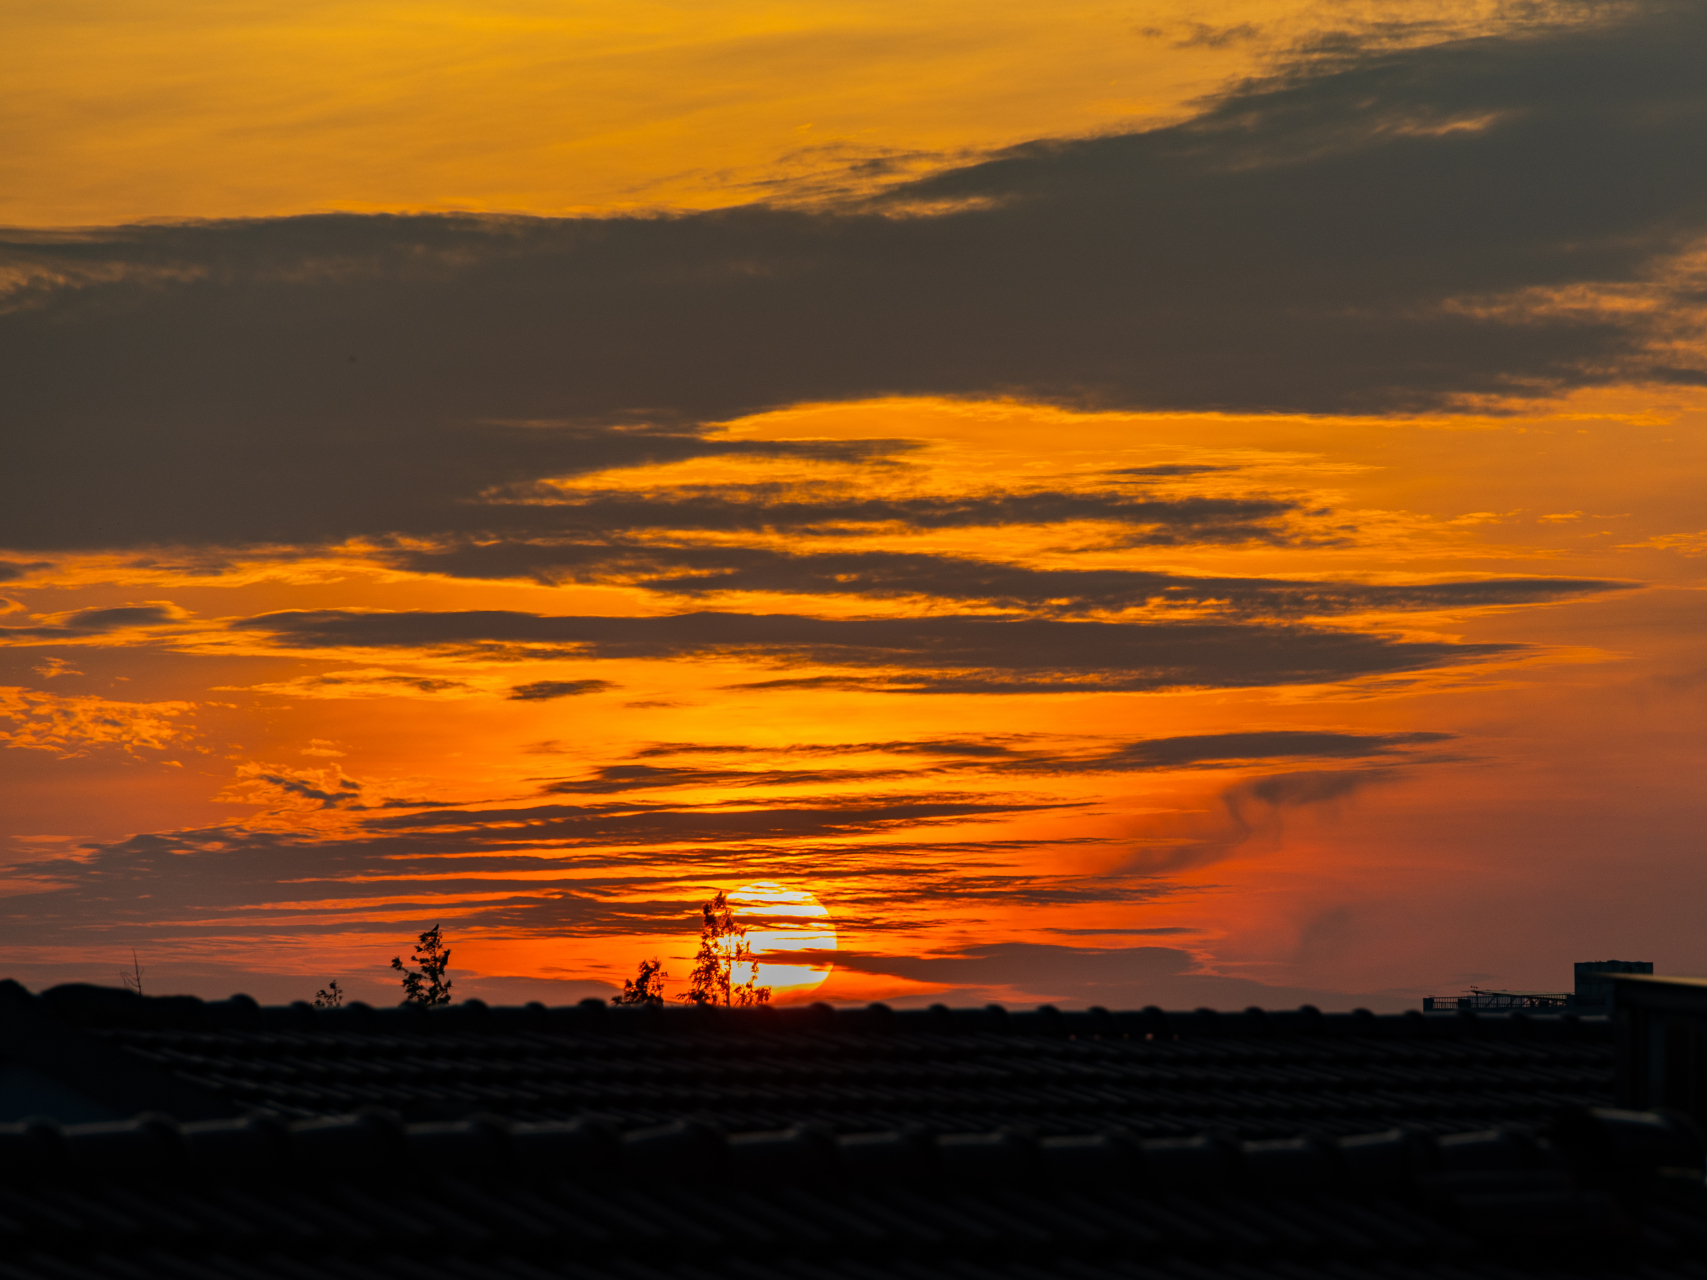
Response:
4,0,1569,226
3,0,1703,1012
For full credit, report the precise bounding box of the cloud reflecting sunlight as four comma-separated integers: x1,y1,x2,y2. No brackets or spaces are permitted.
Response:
4,0,1707,1011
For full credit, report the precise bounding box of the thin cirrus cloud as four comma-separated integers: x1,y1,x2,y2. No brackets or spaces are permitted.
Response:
377,485,1311,545
0,788,1084,943
3,1,1706,558
385,541,1634,615
368,486,1324,590
0,706,1450,982
0,818,1156,956
230,670,474,699
356,793,1075,846
0,747,1402,953
506,680,617,701
0,603,189,638
1143,766,1409,868
231,608,1516,694
4,2,1701,1004
539,729,1453,794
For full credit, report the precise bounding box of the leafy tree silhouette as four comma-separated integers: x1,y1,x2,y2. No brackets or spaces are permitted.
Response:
314,979,344,1008
680,891,771,1007
612,958,668,1005
391,924,454,1004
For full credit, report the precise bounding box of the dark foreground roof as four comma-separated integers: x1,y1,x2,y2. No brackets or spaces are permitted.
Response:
1,982,1613,1137
0,1105,1699,1280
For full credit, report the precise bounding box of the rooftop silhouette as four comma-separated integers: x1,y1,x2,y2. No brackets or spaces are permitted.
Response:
2,980,1612,1136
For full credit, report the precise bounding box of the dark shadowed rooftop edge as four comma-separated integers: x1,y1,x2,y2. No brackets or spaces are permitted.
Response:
1,980,1693,1280
2,980,1613,1138
0,1054,1695,1280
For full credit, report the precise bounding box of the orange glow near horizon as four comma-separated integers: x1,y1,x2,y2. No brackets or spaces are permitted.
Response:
4,387,1706,1008
5,0,1707,1014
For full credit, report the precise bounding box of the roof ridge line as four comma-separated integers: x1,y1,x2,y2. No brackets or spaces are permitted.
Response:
0,1106,1690,1195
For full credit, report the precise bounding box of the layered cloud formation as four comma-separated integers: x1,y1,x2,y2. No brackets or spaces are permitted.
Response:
6,1,1707,555
2,0,1704,1007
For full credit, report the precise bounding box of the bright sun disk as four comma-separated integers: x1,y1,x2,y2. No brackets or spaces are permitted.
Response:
725,881,837,997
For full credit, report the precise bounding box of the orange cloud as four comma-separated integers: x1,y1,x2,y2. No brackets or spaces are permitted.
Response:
0,688,195,757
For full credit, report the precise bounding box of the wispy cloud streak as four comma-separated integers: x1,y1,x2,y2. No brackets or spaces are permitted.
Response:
231,608,1515,694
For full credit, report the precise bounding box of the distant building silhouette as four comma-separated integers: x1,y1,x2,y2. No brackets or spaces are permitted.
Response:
0,974,1702,1278
1423,958,1651,1013
1610,970,1707,1126
1576,958,1655,1013
1423,987,1572,1012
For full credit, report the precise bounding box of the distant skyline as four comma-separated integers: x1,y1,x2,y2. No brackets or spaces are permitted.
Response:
3,0,1705,1009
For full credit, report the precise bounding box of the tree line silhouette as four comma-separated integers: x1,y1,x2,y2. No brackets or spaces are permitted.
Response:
614,890,771,1007
310,892,771,1007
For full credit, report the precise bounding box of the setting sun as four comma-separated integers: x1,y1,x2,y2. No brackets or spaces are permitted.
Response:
726,882,837,997
4,0,1706,1014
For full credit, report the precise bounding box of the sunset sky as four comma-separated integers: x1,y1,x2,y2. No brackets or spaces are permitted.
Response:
4,0,1705,1010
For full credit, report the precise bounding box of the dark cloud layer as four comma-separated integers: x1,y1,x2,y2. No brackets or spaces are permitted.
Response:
506,679,615,701
1043,730,1447,772
357,794,1059,846
234,607,1513,693
0,792,1095,952
0,744,1407,984
3,743,1400,947
389,487,1309,545
4,0,1705,553
0,604,186,639
541,763,914,795
386,540,1631,615
635,738,1042,759
1123,766,1409,874
541,728,1451,793
298,672,468,694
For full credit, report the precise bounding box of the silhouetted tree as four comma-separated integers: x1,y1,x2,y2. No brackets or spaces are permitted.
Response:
118,950,144,996
612,958,667,1005
314,980,344,1008
391,924,454,1004
680,891,771,1007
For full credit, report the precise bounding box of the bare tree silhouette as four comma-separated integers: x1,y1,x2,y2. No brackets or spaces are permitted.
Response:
119,950,144,996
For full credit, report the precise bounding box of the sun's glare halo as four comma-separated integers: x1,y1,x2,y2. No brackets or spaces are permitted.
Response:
725,881,837,997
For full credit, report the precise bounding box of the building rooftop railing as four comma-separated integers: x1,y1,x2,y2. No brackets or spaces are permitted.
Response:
1423,988,1574,1012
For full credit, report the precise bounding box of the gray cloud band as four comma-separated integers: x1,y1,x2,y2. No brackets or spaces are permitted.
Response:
232,607,1516,693
380,541,1631,614
4,0,1705,553
0,749,1405,949
540,728,1453,793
